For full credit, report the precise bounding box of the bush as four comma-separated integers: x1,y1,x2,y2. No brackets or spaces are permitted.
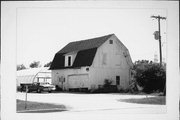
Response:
17,86,22,92
103,79,112,88
133,60,166,94
55,85,62,91
93,79,118,93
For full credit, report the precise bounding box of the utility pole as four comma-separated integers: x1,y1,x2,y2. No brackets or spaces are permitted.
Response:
151,15,167,96
151,15,166,66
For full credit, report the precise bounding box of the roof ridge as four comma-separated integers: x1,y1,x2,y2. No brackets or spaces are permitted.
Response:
69,33,114,43
57,33,115,54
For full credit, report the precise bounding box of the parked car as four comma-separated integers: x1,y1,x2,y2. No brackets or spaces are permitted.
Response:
20,82,56,93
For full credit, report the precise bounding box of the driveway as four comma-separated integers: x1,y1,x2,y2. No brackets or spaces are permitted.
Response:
16,92,167,120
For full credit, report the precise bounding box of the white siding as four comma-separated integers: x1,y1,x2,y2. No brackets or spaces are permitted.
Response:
90,35,132,90
68,74,89,88
89,67,130,90
92,36,129,68
52,67,90,90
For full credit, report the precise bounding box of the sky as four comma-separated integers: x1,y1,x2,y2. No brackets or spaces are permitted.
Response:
17,6,167,67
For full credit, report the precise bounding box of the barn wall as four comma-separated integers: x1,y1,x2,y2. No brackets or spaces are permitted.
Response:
52,67,91,90
90,35,132,90
89,67,130,90
92,35,131,69
52,66,130,91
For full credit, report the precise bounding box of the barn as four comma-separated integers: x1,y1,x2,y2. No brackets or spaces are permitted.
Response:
50,34,133,91
16,67,51,87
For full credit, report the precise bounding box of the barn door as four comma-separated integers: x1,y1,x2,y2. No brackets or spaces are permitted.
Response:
58,76,65,90
116,76,120,85
68,74,88,89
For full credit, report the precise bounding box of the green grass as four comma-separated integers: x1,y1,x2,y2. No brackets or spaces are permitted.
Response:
17,99,67,112
119,96,166,105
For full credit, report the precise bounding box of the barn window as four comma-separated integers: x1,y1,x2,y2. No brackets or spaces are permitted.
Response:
115,54,121,66
102,53,107,65
123,52,127,57
68,56,71,66
116,76,120,85
109,40,113,44
86,68,89,71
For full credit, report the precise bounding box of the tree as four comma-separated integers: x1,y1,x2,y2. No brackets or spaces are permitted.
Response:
17,64,26,71
29,61,40,68
44,61,52,67
133,60,166,94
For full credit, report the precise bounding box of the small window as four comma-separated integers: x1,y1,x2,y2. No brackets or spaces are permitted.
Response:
68,56,71,66
102,53,107,65
109,40,113,44
116,76,120,85
86,68,89,71
123,52,127,57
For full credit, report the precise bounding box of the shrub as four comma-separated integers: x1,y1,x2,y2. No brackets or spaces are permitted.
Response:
95,79,118,93
55,85,62,91
17,86,22,92
103,79,112,88
133,60,166,94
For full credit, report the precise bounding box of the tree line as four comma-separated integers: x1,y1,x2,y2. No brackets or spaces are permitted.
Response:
17,61,52,71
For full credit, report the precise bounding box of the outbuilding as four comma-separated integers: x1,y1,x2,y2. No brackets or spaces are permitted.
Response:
16,67,51,87
50,34,133,91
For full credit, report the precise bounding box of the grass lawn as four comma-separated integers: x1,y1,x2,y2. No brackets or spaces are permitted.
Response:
119,96,166,105
17,99,67,112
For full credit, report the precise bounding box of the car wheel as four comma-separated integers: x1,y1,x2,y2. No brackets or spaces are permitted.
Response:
48,91,52,93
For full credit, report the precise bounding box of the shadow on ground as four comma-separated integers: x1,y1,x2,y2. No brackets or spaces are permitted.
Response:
17,109,67,113
17,99,69,113
118,96,166,105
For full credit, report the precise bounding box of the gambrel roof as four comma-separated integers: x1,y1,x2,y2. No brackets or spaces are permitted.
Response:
57,34,114,54
50,34,114,70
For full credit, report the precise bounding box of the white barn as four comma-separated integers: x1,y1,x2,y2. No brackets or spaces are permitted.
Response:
50,34,133,91
16,67,51,87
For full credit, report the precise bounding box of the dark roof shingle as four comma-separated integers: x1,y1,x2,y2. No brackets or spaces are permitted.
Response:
57,34,114,54
72,48,97,68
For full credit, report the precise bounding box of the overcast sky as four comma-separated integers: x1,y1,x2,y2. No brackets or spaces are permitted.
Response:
16,4,167,67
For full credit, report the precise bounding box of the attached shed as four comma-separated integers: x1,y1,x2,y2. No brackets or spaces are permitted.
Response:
50,34,133,91
16,67,51,87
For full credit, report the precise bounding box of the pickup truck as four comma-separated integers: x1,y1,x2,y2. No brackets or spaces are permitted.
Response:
20,82,56,93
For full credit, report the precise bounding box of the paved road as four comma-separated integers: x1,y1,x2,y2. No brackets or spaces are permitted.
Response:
16,92,167,120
